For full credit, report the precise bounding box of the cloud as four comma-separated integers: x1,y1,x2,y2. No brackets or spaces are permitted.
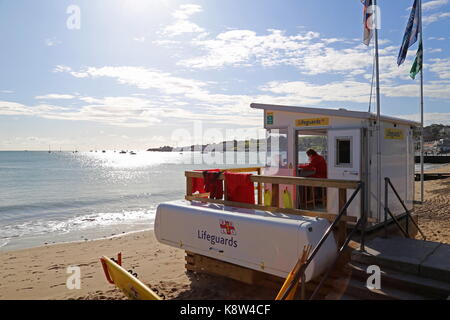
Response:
162,4,205,37
43,96,164,128
0,101,68,116
260,80,372,104
5,63,450,129
133,36,146,43
0,97,163,128
59,66,208,96
423,0,449,11
163,20,205,37
45,38,60,47
382,81,450,100
153,7,450,93
396,112,450,125
428,58,450,79
171,25,413,84
53,65,89,78
55,65,262,123
35,94,76,100
173,4,202,19
177,29,326,70
423,11,450,24
53,65,72,73
56,63,450,121
1,91,260,128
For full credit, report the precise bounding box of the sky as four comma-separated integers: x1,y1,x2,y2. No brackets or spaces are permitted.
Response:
0,0,449,151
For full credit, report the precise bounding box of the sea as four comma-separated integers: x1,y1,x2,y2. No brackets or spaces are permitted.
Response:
0,151,267,252
0,151,444,252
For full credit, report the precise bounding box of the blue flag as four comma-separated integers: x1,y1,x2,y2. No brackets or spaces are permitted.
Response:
397,0,421,66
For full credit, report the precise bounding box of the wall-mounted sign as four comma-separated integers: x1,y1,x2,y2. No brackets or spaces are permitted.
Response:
266,112,274,125
295,117,329,127
384,128,404,140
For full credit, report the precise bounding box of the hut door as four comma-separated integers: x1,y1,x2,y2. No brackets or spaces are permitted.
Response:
327,129,361,218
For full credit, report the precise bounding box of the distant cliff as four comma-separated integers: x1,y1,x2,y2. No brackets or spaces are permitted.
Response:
423,124,450,141
146,136,327,152
146,145,173,152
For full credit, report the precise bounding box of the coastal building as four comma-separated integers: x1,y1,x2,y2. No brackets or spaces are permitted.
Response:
155,104,420,290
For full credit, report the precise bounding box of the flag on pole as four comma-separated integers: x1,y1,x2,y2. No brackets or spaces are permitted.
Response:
410,39,423,79
397,0,421,66
361,0,374,45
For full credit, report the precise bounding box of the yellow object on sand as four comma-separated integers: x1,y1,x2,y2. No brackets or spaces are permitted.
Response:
100,256,162,300
282,189,293,209
275,245,312,300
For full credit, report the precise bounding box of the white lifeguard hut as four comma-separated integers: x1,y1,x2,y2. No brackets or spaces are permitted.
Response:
154,103,420,289
251,103,419,226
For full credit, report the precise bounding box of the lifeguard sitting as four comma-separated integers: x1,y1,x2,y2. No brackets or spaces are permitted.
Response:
298,149,327,208
298,149,327,178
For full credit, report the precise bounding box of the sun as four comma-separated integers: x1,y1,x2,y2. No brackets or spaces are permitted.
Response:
119,0,171,13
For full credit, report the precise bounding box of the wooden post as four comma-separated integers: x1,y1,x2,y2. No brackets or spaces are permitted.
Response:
223,179,229,201
337,188,347,246
257,168,262,205
186,176,193,197
272,184,279,208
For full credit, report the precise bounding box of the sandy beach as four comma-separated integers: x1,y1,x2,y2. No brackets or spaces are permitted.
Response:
414,164,450,244
1,164,449,300
0,230,277,300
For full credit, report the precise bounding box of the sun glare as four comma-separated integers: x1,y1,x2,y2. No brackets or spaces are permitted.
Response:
119,0,170,13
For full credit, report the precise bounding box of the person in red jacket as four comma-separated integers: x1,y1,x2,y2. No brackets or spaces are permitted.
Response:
298,149,327,178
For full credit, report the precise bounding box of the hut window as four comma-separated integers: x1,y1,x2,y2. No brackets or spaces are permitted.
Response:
336,137,352,167
266,129,288,169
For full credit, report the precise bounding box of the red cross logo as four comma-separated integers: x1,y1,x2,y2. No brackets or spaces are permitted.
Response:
220,220,236,235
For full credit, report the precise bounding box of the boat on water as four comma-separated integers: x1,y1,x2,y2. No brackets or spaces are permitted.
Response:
130,151,137,155
119,150,127,154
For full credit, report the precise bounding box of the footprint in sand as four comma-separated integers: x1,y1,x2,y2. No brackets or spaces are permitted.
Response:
48,264,64,270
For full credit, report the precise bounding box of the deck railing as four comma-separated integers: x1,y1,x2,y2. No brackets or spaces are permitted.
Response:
281,182,366,300
185,167,362,243
384,177,426,240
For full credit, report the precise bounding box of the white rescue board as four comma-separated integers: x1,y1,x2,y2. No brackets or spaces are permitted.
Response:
155,200,337,281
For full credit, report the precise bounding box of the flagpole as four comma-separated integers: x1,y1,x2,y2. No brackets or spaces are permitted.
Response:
419,0,424,203
373,0,382,222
